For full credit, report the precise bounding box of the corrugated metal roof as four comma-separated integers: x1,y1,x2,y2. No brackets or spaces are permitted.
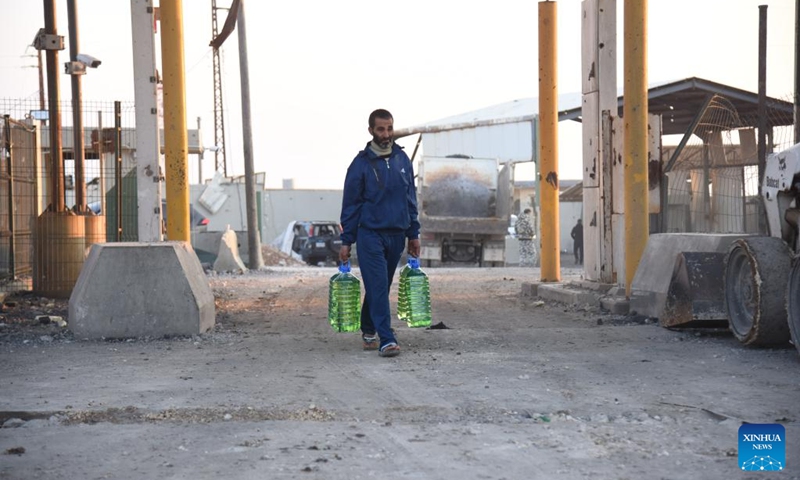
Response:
396,77,794,138
560,77,794,135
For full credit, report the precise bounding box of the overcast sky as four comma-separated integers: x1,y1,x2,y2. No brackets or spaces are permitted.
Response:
0,0,796,189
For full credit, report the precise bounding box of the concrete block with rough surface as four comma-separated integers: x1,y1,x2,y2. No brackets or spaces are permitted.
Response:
213,228,247,273
600,296,630,315
69,242,215,339
520,282,539,297
537,284,599,305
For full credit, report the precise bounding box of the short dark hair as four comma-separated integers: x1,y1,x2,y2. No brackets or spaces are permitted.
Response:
523,208,531,214
369,109,393,128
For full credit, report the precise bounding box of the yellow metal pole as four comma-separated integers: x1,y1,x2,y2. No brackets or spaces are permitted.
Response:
623,0,648,296
159,0,190,242
538,0,560,282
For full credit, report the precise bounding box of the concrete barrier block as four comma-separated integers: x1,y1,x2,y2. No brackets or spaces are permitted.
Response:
573,279,614,293
538,284,599,305
69,242,215,339
600,296,630,315
213,228,247,273
521,282,540,297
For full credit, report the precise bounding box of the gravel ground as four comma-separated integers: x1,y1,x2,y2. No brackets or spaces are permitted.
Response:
1,265,798,479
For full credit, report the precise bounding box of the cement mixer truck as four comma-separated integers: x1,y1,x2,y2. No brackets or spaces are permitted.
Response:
417,155,514,267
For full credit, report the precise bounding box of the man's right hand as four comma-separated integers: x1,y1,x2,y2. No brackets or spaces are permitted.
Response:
339,245,351,263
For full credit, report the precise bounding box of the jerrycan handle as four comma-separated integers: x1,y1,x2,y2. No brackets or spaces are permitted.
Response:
339,260,351,273
407,257,420,269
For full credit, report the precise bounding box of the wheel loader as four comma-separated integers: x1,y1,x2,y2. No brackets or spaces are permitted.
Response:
724,142,800,353
644,142,800,355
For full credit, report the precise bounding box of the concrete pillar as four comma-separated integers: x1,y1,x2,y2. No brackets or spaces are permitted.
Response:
581,0,617,283
130,0,163,242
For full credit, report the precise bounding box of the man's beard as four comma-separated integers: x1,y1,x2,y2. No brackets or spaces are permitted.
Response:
374,137,391,148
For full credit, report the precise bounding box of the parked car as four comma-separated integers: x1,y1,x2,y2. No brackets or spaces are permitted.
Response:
298,221,343,266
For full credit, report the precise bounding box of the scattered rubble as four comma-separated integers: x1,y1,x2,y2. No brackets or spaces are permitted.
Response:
261,244,306,267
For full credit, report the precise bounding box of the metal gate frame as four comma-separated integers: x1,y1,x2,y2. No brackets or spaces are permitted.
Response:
0,116,37,282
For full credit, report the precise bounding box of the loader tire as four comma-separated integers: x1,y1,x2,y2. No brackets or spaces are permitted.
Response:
787,258,800,355
724,236,792,346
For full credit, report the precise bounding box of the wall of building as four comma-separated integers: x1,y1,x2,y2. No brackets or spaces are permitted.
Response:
262,189,343,244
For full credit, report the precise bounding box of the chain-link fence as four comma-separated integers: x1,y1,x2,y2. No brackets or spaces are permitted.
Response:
662,93,795,235
0,98,136,297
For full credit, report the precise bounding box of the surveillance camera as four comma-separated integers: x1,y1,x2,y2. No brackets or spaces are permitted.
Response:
76,53,101,68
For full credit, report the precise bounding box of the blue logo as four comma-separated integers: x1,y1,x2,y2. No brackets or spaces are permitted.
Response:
739,424,786,471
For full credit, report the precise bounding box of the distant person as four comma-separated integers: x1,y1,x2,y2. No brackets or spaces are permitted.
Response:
515,208,536,267
571,218,583,265
339,109,420,358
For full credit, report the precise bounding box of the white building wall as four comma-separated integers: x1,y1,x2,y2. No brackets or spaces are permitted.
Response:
262,190,344,243
422,122,536,162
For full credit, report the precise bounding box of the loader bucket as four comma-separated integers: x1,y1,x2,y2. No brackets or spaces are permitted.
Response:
662,252,728,328
630,233,754,320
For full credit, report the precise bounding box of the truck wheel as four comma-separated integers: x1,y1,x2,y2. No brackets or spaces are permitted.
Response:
787,257,800,354
724,237,792,346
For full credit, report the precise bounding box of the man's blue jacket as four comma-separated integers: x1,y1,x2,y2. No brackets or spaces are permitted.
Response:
340,143,420,247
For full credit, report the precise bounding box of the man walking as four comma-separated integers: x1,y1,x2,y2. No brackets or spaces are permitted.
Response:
515,208,536,267
571,218,583,265
339,109,421,358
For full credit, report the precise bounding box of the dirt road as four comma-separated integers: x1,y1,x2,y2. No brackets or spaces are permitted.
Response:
1,266,798,479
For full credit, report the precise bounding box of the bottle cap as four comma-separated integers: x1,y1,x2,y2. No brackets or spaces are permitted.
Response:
339,261,351,273
408,257,420,269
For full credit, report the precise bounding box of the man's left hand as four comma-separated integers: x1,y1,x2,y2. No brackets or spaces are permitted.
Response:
407,238,421,258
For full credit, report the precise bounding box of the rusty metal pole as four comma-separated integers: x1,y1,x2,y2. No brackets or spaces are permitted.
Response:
538,0,560,282
160,0,191,242
98,110,105,215
197,116,203,184
115,101,122,241
67,0,86,211
237,0,264,269
758,4,768,187
623,0,648,296
37,50,45,111
43,0,65,212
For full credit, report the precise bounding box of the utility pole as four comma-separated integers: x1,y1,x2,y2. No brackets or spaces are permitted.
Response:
237,0,264,269
210,0,262,269
43,0,65,212
66,0,86,212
